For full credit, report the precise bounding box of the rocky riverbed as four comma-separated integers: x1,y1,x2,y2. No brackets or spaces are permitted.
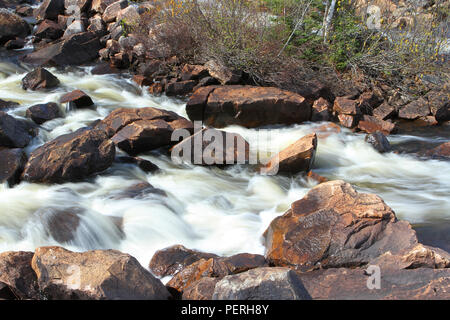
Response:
0,0,449,300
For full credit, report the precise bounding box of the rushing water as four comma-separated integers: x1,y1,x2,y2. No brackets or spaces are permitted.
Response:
0,61,449,269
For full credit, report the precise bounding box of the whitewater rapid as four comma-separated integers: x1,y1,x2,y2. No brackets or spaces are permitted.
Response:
0,62,449,267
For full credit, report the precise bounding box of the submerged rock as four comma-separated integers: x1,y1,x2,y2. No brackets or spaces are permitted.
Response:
365,132,392,153
22,127,115,183
31,246,171,299
22,68,60,91
26,102,62,124
0,99,19,111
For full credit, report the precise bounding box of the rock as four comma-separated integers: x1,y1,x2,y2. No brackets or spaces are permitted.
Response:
427,90,449,122
181,64,209,81
0,112,34,148
337,114,359,128
22,127,115,183
116,5,139,26
132,42,145,57
34,207,82,243
0,282,16,299
165,80,196,96
294,80,335,102
171,128,250,165
21,32,101,66
26,102,62,124
116,156,159,173
182,277,219,300
263,180,449,271
110,51,131,69
63,19,85,38
22,68,60,91
149,245,219,278
423,142,450,160
31,246,171,299
91,0,116,14
87,14,106,33
35,0,65,21
102,0,127,23
111,182,166,200
148,82,163,95
0,251,39,300
91,62,120,75
306,170,328,184
60,90,94,109
0,99,19,110
414,115,438,126
212,267,311,300
132,75,152,87
64,0,91,13
357,115,397,135
299,267,450,300
373,102,397,120
333,96,361,116
0,9,30,44
35,19,64,40
219,253,268,274
15,4,34,17
186,85,311,128
204,60,241,85
365,132,391,153
311,97,332,121
313,122,341,139
264,133,317,175
5,37,25,49
357,91,382,112
434,103,450,123
0,148,27,187
118,35,137,49
398,98,430,120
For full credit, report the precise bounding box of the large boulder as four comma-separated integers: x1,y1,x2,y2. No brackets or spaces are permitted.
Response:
60,90,94,109
0,251,39,300
263,180,450,271
182,277,219,300
21,32,101,66
21,127,115,183
264,133,317,175
204,60,241,85
357,115,397,135
0,148,27,187
31,246,171,299
423,142,450,160
212,267,311,300
22,68,60,91
35,19,64,40
365,132,392,153
0,112,34,148
64,0,92,13
35,0,65,21
398,98,430,120
26,102,62,124
0,9,30,44
186,86,311,128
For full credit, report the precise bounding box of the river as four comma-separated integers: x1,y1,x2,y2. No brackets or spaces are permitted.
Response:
0,60,449,269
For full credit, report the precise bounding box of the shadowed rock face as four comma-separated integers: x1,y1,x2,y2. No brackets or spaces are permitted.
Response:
0,148,27,187
263,180,449,272
186,85,311,128
26,102,62,124
22,127,115,183
31,246,171,300
0,111,35,148
0,9,30,44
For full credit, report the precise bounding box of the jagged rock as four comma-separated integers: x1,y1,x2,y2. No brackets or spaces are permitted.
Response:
338,114,359,128
357,115,397,135
87,14,106,33
333,96,361,116
26,102,62,124
311,97,332,122
22,68,60,91
0,8,30,44
165,80,196,96
35,19,64,40
5,37,25,49
116,156,159,173
91,0,116,14
182,277,219,300
102,0,127,23
22,127,115,183
204,60,241,85
63,20,85,38
181,64,209,81
0,148,27,186
365,132,392,153
264,133,317,175
212,267,311,300
15,4,34,17
116,5,139,26
31,246,171,299
423,142,450,160
373,102,397,120
64,0,91,14
60,90,94,108
35,0,65,21
0,112,34,148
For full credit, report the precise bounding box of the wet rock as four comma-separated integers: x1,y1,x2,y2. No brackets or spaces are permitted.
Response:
148,82,163,95
171,128,250,165
35,19,64,40
0,112,34,148
102,0,127,23
311,97,331,122
5,38,26,49
116,156,159,173
373,102,397,120
63,20,85,38
87,14,106,33
398,98,430,120
165,80,197,97
35,0,65,21
0,148,27,187
22,68,60,91
0,9,30,44
423,142,450,160
306,170,328,184
31,246,171,299
313,122,341,139
26,102,62,124
0,251,39,300
264,133,317,175
149,245,219,278
299,267,450,300
212,267,311,300
263,180,449,271
22,32,101,66
204,60,241,85
365,132,392,153
35,207,82,243
181,64,209,81
0,282,16,300
110,51,131,69
0,99,19,110
60,90,94,109
357,115,397,135
182,277,219,300
112,182,166,199
187,85,311,128
22,127,115,183
91,62,120,75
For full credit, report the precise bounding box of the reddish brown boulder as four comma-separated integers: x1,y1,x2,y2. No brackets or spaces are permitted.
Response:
333,96,361,116
0,251,39,300
149,245,219,278
337,114,359,128
181,64,209,81
357,115,397,135
398,98,430,120
22,127,115,183
116,156,159,173
31,246,171,300
204,60,241,85
165,80,197,96
373,102,397,120
35,19,63,40
133,75,153,87
263,180,449,272
110,182,166,200
182,277,219,300
22,67,60,91
423,142,450,160
26,102,62,124
311,97,332,122
357,91,383,113
185,85,219,121
60,90,94,108
0,148,27,187
264,133,317,175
